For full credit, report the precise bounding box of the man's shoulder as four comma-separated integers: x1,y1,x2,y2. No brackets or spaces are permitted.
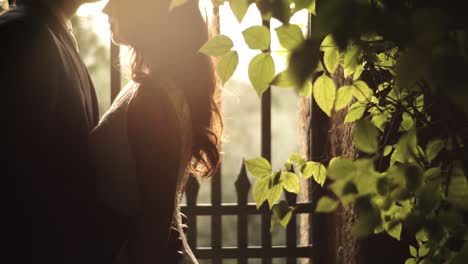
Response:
0,6,53,44
0,6,29,31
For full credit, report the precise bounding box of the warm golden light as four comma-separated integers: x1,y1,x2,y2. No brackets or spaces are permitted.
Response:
74,0,308,82
76,0,109,40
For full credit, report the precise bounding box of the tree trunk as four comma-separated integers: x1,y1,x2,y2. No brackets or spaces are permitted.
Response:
298,67,413,264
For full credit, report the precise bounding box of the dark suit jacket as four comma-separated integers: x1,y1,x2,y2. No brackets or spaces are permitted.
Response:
2,2,124,263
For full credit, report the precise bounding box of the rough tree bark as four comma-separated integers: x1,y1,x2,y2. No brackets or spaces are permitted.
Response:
299,66,412,264
298,66,359,264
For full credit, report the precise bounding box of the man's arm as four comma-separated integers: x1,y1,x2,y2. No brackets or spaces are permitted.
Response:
2,17,65,263
4,21,60,145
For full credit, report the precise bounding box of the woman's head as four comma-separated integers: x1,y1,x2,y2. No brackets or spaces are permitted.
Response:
103,0,207,62
103,0,222,177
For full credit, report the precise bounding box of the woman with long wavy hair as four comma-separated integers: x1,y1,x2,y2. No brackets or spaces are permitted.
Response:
90,0,222,263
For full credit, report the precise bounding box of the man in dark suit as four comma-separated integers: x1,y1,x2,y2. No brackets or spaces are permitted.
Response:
2,0,116,263
2,0,185,263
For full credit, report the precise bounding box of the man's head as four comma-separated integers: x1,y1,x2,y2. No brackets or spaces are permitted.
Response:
74,0,102,4
48,0,102,4
15,0,101,4
37,0,102,18
52,0,103,7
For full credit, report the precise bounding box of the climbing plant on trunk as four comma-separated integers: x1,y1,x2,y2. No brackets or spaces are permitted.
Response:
181,0,468,263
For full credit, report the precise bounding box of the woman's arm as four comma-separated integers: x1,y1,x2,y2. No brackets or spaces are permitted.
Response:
126,84,181,264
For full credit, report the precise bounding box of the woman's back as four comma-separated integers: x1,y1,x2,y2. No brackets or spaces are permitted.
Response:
90,77,197,263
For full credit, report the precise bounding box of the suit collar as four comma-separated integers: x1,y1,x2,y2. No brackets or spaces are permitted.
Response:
19,0,99,127
45,1,73,35
55,31,98,127
19,0,69,35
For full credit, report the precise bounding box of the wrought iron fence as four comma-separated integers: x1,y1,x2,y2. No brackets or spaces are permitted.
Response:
180,164,315,264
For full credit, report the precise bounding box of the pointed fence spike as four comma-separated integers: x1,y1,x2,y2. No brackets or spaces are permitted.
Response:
235,160,251,205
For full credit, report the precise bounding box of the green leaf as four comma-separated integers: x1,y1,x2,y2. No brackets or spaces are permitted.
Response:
391,131,419,164
383,145,393,156
324,47,340,74
275,24,304,51
272,71,312,96
279,210,293,227
328,157,357,181
169,0,187,11
353,65,365,80
397,164,423,194
245,157,272,178
272,201,294,227
353,119,379,154
416,229,429,242
302,161,327,186
387,222,402,241
401,113,414,131
253,177,269,208
404,258,416,264
272,70,295,89
426,138,445,163
287,38,321,88
354,158,378,194
417,180,441,214
217,51,239,83
269,0,291,23
299,81,313,97
211,0,225,7
418,246,429,257
295,0,316,14
415,94,424,112
315,196,339,213
352,197,382,237
282,172,300,194
352,80,373,102
229,0,250,23
313,74,336,117
288,153,305,165
423,167,441,180
335,85,354,110
199,35,234,56
344,102,366,123
248,53,275,96
267,183,283,208
344,45,362,77
410,246,417,257
447,161,468,210
243,26,271,50
377,52,396,68
320,34,336,51
372,113,389,131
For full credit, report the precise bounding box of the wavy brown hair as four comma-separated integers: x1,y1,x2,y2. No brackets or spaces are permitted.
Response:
123,0,222,177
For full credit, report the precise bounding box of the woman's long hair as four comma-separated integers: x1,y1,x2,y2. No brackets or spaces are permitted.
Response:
125,0,222,178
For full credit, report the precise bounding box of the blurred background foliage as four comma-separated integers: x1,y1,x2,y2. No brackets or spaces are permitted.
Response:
71,16,111,116
0,0,9,12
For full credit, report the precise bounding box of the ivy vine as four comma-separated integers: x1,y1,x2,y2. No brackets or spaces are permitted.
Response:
190,0,468,263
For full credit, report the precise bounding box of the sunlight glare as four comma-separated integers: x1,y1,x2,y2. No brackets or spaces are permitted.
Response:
219,3,308,82
199,0,214,23
76,0,109,41
74,1,308,83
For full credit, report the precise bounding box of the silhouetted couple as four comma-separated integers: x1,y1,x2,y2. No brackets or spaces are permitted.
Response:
2,0,222,263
